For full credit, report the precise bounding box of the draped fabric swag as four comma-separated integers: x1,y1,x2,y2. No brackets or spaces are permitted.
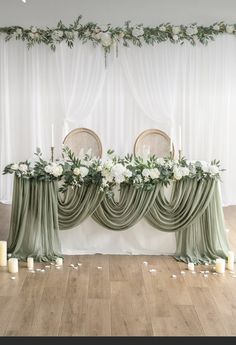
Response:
7,176,229,263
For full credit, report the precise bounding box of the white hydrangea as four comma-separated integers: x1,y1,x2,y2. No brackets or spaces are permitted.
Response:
11,163,19,170
132,27,144,37
100,32,112,47
173,167,183,180
19,164,28,173
226,25,234,34
80,166,89,177
149,168,160,179
172,26,180,34
180,167,190,176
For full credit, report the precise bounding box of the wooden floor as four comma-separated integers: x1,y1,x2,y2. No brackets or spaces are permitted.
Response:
0,206,235,336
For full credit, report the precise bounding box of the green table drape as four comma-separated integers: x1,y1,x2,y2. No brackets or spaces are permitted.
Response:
174,181,230,263
7,175,230,263
92,184,160,230
7,176,62,261
58,184,104,230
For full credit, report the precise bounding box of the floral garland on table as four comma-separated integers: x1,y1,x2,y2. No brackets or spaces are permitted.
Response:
0,16,236,55
3,147,223,197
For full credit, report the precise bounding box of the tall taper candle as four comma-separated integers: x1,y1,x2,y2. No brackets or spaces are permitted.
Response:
170,128,173,154
178,125,182,151
0,241,7,266
51,123,54,147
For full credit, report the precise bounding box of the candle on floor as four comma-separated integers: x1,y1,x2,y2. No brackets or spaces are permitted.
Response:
187,262,194,271
8,258,18,273
56,257,63,266
27,257,34,270
0,240,7,266
215,258,225,273
227,251,234,271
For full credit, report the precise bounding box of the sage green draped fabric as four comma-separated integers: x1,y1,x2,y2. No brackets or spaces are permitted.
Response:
7,175,230,263
92,184,160,230
8,177,62,261
58,184,104,230
174,182,229,263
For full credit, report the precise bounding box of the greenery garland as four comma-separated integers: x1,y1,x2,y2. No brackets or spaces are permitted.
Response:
0,16,235,55
3,147,223,198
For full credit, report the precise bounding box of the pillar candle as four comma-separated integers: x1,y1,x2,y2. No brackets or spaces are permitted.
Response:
227,251,234,271
8,258,18,273
215,258,225,273
56,257,63,266
0,241,7,266
187,262,194,271
27,257,34,269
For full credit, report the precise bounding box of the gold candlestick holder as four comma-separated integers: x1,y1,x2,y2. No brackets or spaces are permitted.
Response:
51,146,54,162
178,149,182,161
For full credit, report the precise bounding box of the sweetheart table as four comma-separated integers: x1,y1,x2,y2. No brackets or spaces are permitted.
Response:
7,175,229,263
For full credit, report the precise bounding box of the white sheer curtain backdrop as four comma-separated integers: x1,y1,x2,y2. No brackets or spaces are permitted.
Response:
0,35,236,205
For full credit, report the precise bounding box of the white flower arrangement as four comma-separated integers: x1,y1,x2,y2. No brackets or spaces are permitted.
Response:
3,147,224,195
1,16,235,54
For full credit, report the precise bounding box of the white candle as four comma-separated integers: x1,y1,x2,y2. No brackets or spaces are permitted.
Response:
178,125,182,151
227,251,234,271
169,127,173,153
56,257,63,266
8,258,18,273
27,257,34,269
215,258,225,273
187,262,194,271
51,123,54,147
0,241,7,266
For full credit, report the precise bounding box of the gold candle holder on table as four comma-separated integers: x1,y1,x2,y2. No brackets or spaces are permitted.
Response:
51,146,54,162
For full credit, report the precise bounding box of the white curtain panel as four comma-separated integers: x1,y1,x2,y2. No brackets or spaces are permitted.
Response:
0,35,236,205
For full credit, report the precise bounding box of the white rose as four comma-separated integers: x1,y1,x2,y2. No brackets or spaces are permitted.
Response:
101,178,108,187
115,175,125,184
156,158,165,165
124,169,132,178
193,27,198,34
73,167,80,176
99,24,108,32
213,24,220,31
186,27,194,36
97,165,102,172
66,31,74,39
94,27,101,33
142,168,150,178
16,28,22,35
100,32,112,47
29,32,36,39
209,165,219,175
19,164,28,173
173,167,183,180
132,27,144,37
181,167,190,176
52,165,63,177
111,163,126,177
159,25,166,32
44,165,53,174
11,164,19,170
84,29,91,37
172,26,180,34
95,32,102,40
226,25,234,34
80,166,89,177
172,35,179,41
149,168,160,179
31,26,37,33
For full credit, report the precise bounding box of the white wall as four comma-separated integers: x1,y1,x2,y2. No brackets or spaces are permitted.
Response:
0,0,236,27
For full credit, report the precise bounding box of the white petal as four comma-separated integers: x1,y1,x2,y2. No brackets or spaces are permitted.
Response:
180,271,185,275
143,261,148,266
41,269,45,272
97,266,103,269
10,276,16,280
171,274,177,278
